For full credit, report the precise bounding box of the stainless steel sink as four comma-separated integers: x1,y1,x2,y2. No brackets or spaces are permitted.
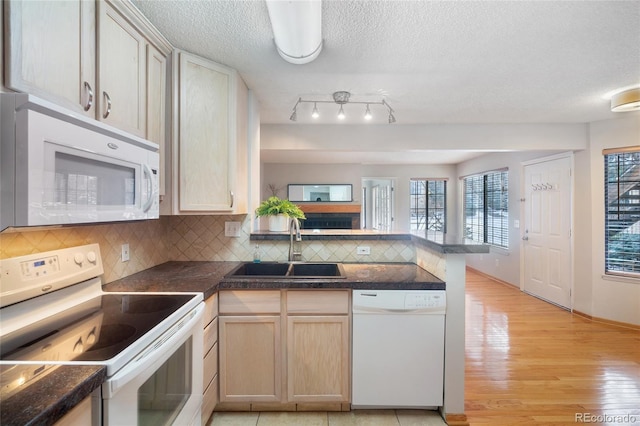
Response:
225,262,345,279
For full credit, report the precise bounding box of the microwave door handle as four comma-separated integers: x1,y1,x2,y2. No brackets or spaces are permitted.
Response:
142,165,154,213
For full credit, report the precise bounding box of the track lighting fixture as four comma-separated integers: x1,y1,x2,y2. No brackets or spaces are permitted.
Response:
288,91,396,123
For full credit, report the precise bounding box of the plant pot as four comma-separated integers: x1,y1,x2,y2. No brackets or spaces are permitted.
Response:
268,214,289,232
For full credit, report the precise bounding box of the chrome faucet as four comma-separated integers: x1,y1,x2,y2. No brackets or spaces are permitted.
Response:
289,218,302,261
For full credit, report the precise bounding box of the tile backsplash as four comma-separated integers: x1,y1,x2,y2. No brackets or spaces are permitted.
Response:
1,215,416,283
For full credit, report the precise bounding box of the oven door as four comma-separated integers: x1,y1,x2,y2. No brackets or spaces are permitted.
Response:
102,304,204,426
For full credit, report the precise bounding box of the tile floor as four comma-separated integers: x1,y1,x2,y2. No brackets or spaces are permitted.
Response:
207,410,447,426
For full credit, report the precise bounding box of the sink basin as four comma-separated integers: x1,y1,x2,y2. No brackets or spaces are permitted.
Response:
289,263,345,278
227,262,290,277
225,262,345,279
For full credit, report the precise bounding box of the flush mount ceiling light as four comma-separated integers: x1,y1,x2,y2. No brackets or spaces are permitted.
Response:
610,88,640,112
265,0,323,65
289,91,396,123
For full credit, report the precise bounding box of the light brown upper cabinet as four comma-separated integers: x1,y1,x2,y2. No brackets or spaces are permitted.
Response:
96,1,146,137
4,0,170,141
4,0,96,116
172,50,248,214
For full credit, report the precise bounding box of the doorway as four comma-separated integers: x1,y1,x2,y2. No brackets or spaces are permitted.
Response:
362,178,395,231
521,154,573,309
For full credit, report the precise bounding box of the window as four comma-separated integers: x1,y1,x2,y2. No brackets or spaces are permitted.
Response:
604,148,640,277
463,171,509,248
410,179,446,232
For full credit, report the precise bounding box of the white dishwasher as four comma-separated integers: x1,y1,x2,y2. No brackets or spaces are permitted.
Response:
352,289,446,408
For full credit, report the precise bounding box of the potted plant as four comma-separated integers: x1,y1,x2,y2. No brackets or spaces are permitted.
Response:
255,196,306,232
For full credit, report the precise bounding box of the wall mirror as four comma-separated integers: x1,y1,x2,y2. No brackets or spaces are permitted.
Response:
288,184,353,202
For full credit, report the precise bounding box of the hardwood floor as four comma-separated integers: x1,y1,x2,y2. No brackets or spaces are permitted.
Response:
465,269,640,425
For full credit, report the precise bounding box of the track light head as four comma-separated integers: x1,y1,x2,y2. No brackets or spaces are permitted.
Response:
312,102,319,119
290,109,297,121
337,105,346,120
364,104,372,120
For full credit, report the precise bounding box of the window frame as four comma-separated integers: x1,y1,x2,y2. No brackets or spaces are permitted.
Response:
603,147,640,279
463,170,509,248
409,179,447,232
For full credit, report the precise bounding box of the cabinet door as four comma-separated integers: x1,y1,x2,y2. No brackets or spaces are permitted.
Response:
177,51,235,212
146,44,167,195
219,316,281,402
4,0,95,116
97,1,146,137
286,316,350,402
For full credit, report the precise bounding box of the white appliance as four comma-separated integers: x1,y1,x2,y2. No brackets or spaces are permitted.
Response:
0,244,204,426
352,289,446,408
0,93,159,230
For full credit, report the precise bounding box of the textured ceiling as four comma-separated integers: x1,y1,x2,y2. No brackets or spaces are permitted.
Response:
132,0,640,162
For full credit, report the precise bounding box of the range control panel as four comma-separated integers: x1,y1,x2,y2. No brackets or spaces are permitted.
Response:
404,292,445,309
0,244,103,308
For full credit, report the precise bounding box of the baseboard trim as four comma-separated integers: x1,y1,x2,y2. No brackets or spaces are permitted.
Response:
466,266,518,289
573,309,640,331
467,267,640,331
445,413,469,426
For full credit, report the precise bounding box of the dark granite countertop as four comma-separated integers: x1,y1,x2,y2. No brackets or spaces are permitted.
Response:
250,229,489,254
103,261,241,299
104,261,444,294
0,365,106,426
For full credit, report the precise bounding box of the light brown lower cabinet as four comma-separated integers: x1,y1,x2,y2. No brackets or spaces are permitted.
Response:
287,315,350,402
216,289,350,410
218,316,282,402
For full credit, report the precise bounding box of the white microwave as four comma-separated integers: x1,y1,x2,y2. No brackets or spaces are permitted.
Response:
1,94,159,230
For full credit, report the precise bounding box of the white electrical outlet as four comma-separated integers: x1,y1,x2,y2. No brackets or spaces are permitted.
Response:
225,221,241,237
121,243,130,262
357,246,371,255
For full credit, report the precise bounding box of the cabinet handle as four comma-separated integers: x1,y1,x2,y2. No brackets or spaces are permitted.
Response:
83,82,93,111
102,92,112,119
229,191,234,208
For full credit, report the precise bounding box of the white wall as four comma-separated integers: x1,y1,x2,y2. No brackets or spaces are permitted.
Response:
263,163,458,232
456,150,560,285
582,114,640,325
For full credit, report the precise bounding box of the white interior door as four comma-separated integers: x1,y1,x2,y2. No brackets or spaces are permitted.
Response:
523,156,572,309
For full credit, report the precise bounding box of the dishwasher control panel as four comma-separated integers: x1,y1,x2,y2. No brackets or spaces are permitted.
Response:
404,292,445,309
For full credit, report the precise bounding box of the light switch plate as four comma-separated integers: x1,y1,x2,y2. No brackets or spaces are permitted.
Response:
225,221,241,237
121,243,130,262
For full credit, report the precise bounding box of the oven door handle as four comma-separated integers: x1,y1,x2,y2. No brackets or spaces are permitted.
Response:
105,304,204,397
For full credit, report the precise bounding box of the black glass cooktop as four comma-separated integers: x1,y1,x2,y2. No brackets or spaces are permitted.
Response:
0,294,194,362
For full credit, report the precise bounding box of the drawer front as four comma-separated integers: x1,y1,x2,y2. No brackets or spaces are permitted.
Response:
204,342,218,388
204,294,218,326
201,374,218,425
219,290,281,314
287,290,350,315
203,317,218,354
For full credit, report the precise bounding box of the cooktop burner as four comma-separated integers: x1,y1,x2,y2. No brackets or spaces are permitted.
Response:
0,293,195,362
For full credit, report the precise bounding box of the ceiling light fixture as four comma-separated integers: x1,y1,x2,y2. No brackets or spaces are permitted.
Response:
265,0,323,65
289,91,396,123
610,88,640,112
